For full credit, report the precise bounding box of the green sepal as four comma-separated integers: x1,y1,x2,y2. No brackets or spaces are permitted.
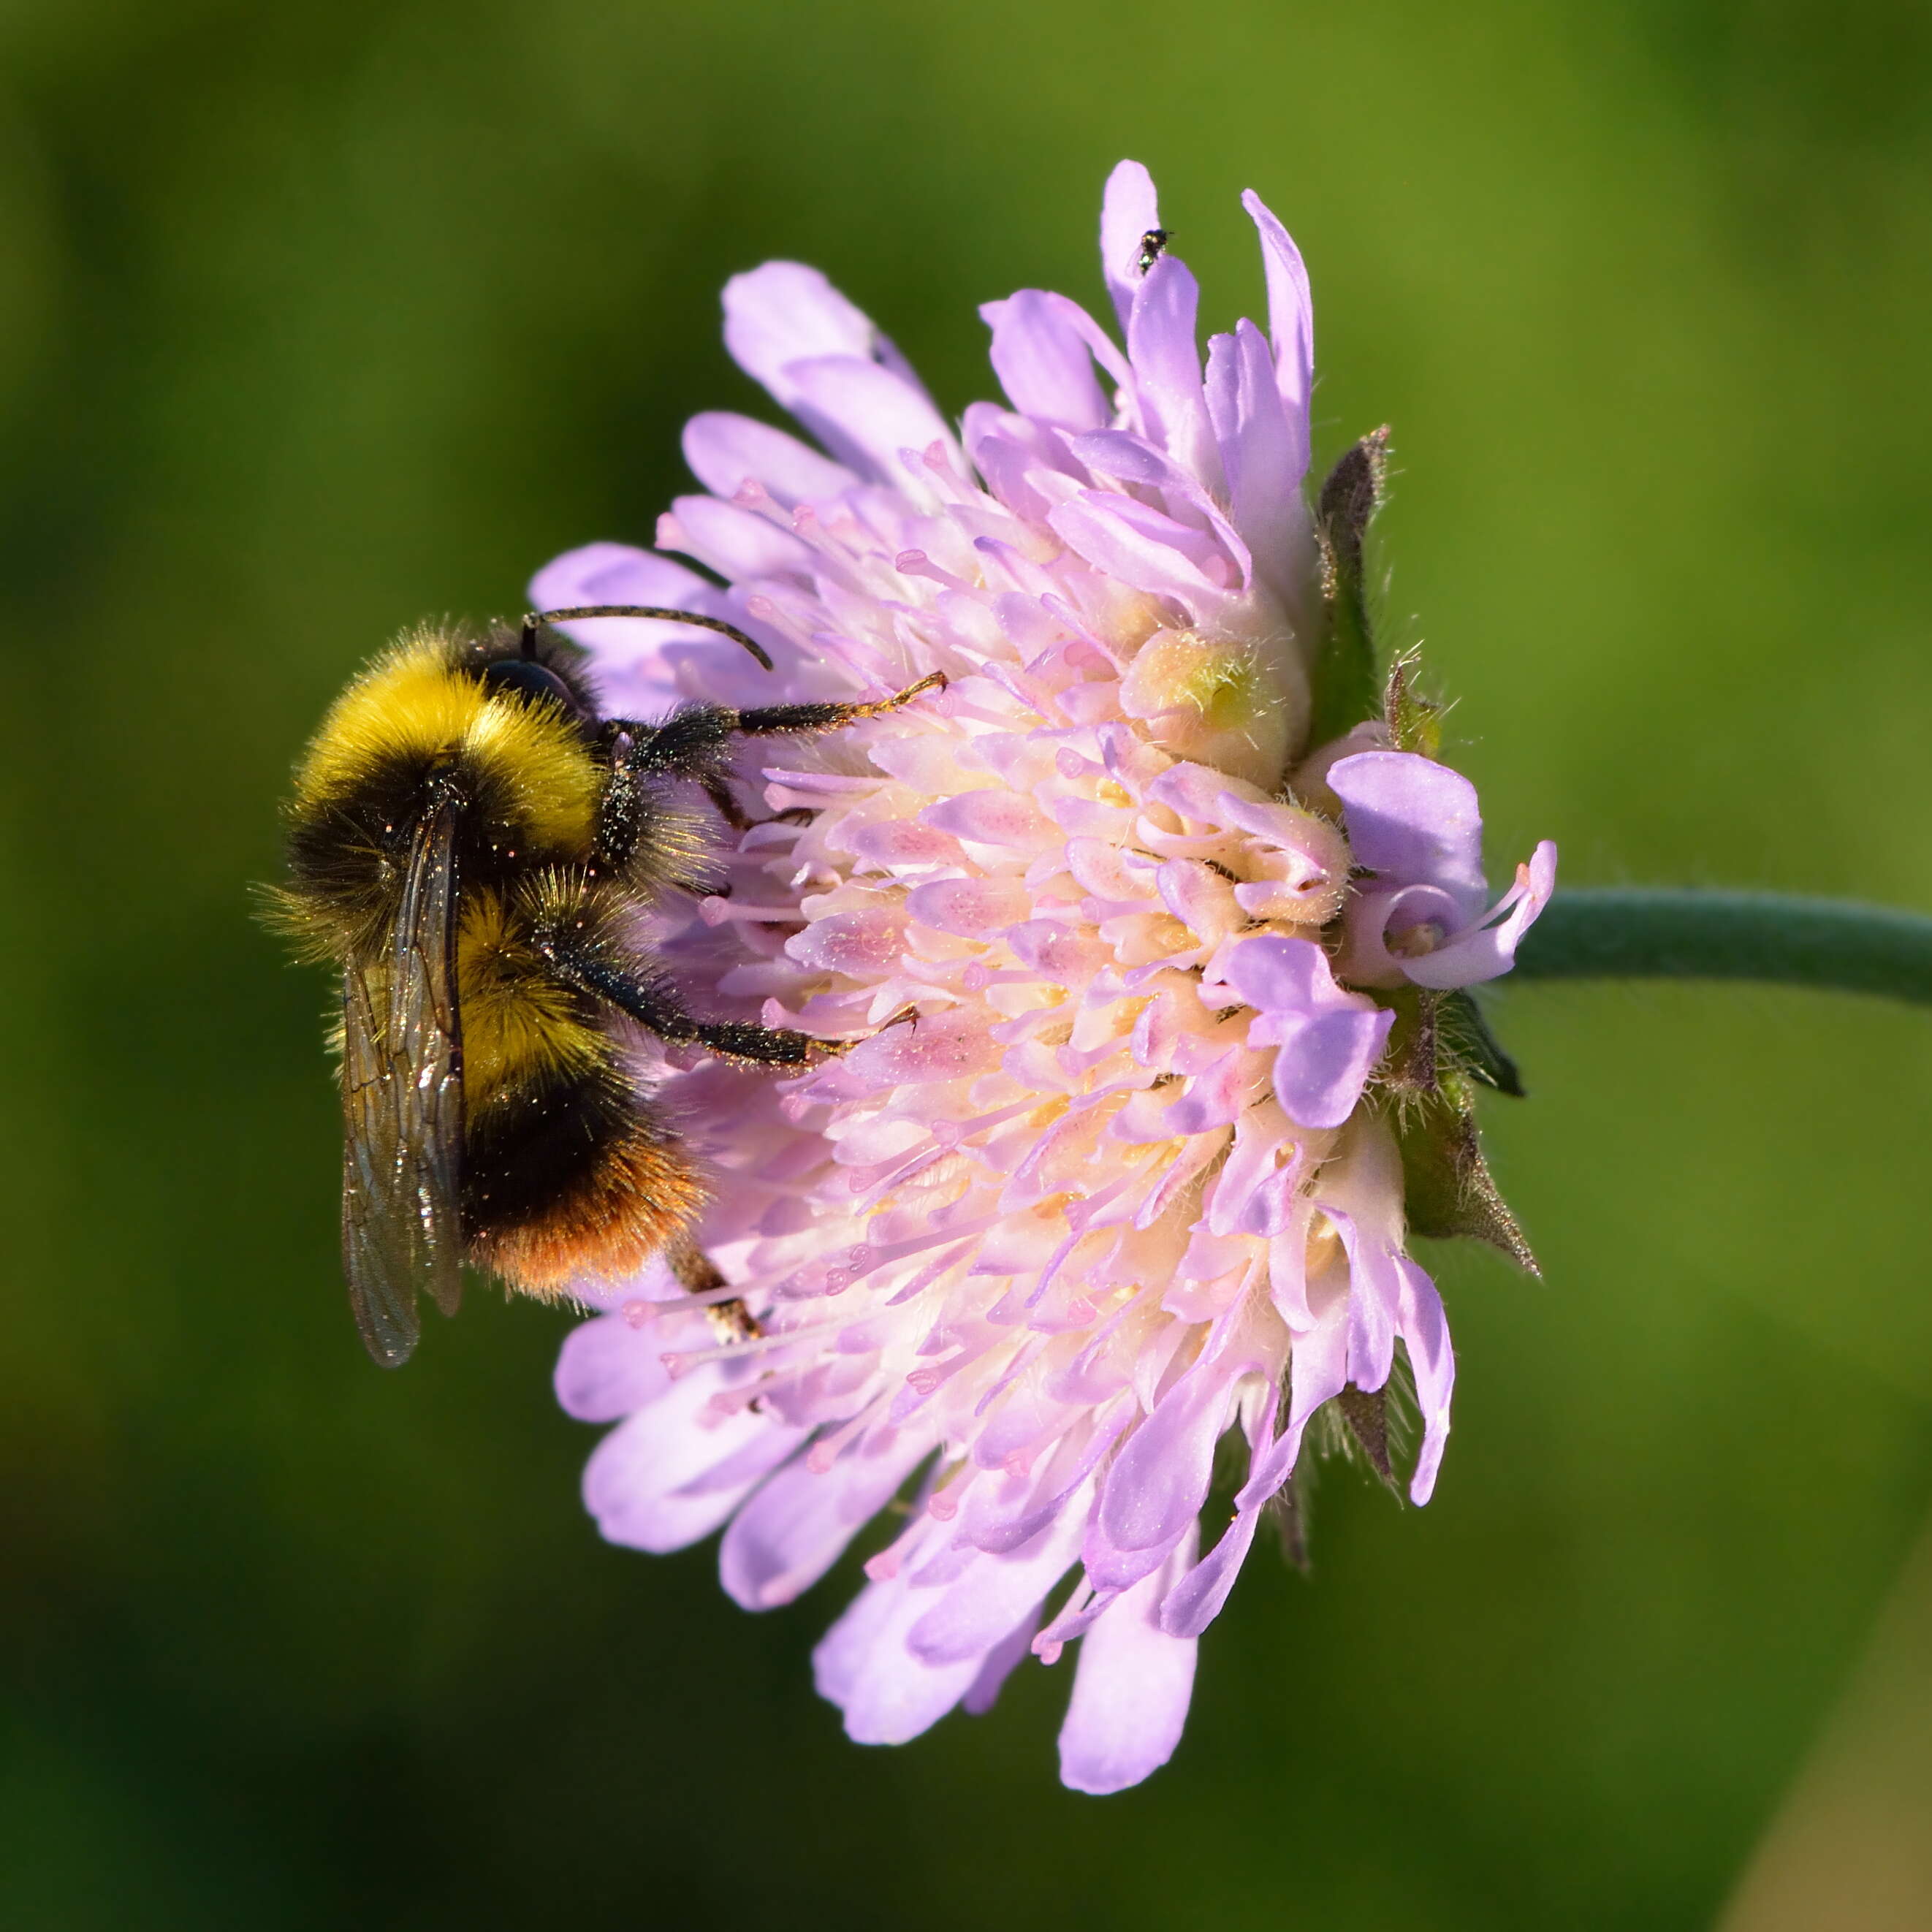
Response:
1336,1384,1396,1488
1383,652,1442,758
1375,984,1520,1096
1266,1475,1311,1572
1369,985,1537,1271
1306,428,1389,748
1381,1076,1540,1275
1435,989,1524,1097
1307,1354,1420,1505
1375,982,1442,1093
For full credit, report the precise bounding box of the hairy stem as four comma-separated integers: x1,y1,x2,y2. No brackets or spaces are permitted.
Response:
1513,889,1932,1007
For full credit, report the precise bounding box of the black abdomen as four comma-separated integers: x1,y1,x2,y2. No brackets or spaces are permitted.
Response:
458,1046,704,1294
462,1060,636,1240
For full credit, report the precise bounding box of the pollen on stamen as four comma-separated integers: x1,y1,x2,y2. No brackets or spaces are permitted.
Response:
699,897,808,927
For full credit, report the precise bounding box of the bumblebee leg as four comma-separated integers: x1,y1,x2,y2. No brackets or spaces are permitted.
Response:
730,671,947,740
594,674,945,863
593,710,744,870
701,778,752,833
590,713,741,871
666,1234,764,1344
536,935,829,1068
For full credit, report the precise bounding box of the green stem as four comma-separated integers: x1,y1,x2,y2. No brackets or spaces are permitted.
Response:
1513,889,1932,1007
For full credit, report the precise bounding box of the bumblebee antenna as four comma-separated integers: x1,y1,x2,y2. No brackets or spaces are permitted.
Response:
521,605,775,672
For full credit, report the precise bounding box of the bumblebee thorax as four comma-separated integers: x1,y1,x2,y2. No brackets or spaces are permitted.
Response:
281,629,604,948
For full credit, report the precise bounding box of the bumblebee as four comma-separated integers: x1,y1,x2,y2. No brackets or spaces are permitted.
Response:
271,603,940,1366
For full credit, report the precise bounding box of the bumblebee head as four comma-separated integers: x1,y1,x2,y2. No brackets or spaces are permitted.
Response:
455,622,602,725
479,657,587,717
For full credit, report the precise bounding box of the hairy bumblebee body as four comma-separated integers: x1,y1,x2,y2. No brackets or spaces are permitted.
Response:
273,609,940,1365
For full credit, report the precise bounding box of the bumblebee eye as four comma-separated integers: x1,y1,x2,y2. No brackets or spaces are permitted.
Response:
482,659,582,713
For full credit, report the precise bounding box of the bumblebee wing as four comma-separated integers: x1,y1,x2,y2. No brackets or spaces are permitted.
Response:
339,795,465,1366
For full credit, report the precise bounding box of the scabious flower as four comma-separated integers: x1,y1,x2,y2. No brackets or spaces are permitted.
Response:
536,161,1556,1793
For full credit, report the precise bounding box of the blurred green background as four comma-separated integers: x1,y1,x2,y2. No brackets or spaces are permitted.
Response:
4,1,1931,1926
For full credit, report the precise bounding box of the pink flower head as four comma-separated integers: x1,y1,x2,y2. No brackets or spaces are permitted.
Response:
538,161,1553,1794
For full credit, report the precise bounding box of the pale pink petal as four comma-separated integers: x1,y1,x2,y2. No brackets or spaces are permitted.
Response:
723,262,897,409
1315,1114,1410,1391
660,494,816,582
814,1564,986,1745
787,908,907,976
1404,840,1559,989
1092,1361,1233,1565
1067,430,1252,585
1217,934,1392,1130
720,1431,932,1610
583,1375,805,1555
1126,254,1220,491
984,289,1111,430
782,354,963,497
1397,1258,1455,1504
1157,1385,1279,1638
1144,758,1253,825
1100,159,1161,333
921,788,1057,851
962,1603,1044,1715
1238,1277,1350,1506
1328,750,1488,910
1241,189,1313,444
1046,492,1236,611
681,410,858,507
908,1488,1092,1664
1337,881,1468,988
1041,291,1134,391
1057,1529,1198,1795
555,1308,672,1423
529,539,712,618
1207,318,1309,601
1157,1503,1259,1640
904,876,1034,937
1325,1206,1399,1393
840,1007,1000,1087
812,1562,909,1708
